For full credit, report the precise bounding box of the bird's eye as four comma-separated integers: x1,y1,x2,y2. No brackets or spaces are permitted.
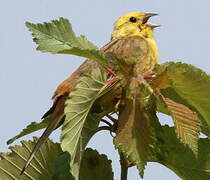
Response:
129,17,137,23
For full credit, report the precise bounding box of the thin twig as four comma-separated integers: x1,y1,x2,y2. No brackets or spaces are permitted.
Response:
97,126,111,132
101,119,113,126
120,153,128,180
106,114,117,123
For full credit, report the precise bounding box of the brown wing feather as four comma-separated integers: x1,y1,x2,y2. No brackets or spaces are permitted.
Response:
52,59,99,100
52,36,152,101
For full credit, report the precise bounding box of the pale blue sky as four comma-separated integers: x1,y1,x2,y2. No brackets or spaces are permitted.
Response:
1,0,210,179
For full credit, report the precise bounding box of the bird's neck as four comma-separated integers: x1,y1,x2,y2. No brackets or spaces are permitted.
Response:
111,25,154,40
111,26,143,39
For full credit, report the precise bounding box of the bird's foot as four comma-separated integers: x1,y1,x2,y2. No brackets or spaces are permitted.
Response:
143,73,156,79
106,78,119,85
106,67,120,85
137,73,156,84
106,67,117,76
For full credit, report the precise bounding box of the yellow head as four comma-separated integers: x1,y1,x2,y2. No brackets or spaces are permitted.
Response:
111,12,159,39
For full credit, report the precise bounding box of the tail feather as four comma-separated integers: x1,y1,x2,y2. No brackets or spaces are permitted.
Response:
21,95,67,174
41,97,61,119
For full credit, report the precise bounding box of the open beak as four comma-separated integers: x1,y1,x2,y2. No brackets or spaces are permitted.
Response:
142,13,160,28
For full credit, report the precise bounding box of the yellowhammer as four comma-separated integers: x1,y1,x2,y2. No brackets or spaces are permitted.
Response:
22,12,159,173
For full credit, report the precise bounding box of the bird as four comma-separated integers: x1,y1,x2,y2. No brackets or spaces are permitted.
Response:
21,12,159,174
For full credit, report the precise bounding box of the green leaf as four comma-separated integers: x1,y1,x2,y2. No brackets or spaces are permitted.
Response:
26,18,108,66
7,117,49,145
52,152,74,180
0,138,61,180
60,68,108,179
153,126,210,180
52,149,113,180
162,97,200,154
79,148,113,180
114,92,157,177
153,62,210,134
